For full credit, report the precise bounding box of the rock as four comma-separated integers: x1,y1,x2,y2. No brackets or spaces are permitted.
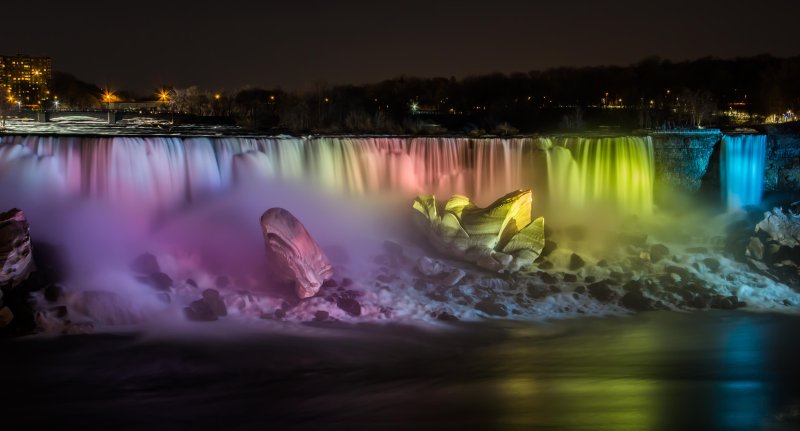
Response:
435,311,459,321
130,253,160,274
441,269,466,286
574,285,587,294
685,247,709,254
49,305,68,318
690,294,710,309
475,298,507,317
274,308,286,319
666,265,691,281
185,300,217,321
0,306,13,328
313,310,330,322
755,208,800,248
336,297,362,317
202,288,227,317
321,279,338,288
587,282,615,302
261,208,334,299
186,278,198,288
382,240,404,256
527,284,550,299
537,260,554,270
764,242,783,262
620,290,654,311
138,272,173,291
44,284,63,302
539,272,558,284
417,256,445,277
747,237,765,260
412,190,545,273
623,279,643,293
703,257,721,272
747,258,770,273
711,296,735,310
0,208,34,287
31,241,69,284
541,240,558,257
649,244,670,263
569,253,586,270
563,273,578,283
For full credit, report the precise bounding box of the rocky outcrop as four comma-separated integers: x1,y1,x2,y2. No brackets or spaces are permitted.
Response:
260,208,334,299
412,190,545,273
1,209,34,287
745,207,800,288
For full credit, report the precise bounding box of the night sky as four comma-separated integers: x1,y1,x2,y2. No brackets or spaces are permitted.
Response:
1,0,798,93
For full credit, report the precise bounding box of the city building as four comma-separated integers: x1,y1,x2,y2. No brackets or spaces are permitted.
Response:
0,54,53,107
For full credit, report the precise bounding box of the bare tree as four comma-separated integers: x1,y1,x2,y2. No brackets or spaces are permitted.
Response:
680,89,716,127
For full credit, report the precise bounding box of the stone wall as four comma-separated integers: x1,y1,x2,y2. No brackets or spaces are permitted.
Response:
651,133,719,196
761,123,800,194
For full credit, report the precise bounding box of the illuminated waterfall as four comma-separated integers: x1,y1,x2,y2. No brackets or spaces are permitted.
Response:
548,136,655,215
0,135,655,216
720,134,766,211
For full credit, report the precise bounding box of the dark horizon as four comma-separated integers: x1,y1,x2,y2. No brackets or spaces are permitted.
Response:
2,0,799,94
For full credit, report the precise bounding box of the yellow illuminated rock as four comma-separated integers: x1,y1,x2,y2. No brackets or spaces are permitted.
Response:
413,190,545,273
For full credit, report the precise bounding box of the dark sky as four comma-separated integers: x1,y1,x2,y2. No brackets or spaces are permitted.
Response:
1,0,798,94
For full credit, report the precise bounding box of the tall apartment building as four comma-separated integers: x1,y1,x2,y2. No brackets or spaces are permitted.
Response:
0,54,53,107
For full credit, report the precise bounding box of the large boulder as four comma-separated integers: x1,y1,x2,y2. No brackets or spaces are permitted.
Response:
412,190,545,273
755,208,800,248
260,208,334,299
0,209,34,287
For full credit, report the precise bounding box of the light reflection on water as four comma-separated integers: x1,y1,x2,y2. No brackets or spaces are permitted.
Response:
2,312,799,430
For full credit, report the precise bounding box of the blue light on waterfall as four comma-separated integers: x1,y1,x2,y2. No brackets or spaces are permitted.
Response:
721,135,767,211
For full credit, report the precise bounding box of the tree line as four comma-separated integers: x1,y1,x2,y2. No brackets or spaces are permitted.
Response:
49,54,800,133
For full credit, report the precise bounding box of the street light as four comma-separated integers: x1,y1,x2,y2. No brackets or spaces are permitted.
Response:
157,89,171,103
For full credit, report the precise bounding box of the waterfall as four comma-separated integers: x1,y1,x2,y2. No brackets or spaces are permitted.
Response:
0,135,656,216
547,136,655,216
720,134,767,211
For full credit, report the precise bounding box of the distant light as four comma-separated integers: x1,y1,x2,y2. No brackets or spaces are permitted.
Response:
410,102,419,112
214,93,221,100
157,90,171,102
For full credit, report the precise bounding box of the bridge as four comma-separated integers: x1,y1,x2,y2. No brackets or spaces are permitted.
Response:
10,110,234,126
13,109,174,125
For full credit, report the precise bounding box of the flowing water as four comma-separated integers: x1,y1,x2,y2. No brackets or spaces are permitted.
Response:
721,134,767,211
2,312,798,430
1,132,793,430
0,135,657,216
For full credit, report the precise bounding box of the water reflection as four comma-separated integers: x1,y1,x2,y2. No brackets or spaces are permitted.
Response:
2,312,798,430
486,313,797,430
715,318,768,430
